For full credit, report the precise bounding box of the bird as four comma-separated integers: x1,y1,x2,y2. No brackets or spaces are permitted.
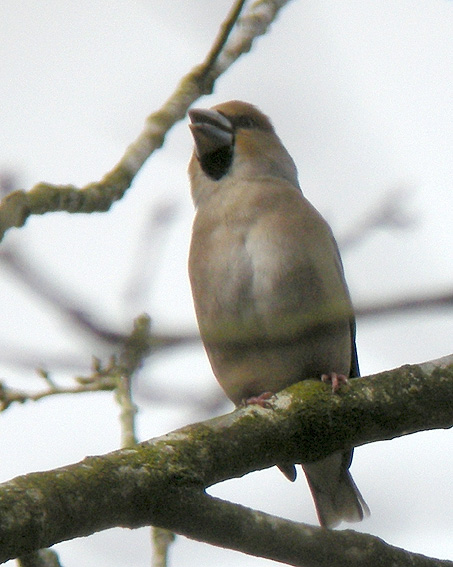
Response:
187,100,369,529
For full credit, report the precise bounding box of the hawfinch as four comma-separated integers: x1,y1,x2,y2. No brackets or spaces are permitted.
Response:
187,100,369,529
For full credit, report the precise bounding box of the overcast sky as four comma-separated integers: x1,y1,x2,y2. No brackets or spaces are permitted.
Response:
1,1,452,566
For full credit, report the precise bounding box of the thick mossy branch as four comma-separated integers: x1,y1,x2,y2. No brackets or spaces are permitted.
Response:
0,355,452,564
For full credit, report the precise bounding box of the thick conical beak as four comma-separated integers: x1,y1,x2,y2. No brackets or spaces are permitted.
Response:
189,108,233,158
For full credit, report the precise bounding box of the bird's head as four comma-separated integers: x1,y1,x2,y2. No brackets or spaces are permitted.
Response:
188,100,299,204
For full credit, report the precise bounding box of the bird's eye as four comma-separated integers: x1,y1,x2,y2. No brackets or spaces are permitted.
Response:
231,115,258,130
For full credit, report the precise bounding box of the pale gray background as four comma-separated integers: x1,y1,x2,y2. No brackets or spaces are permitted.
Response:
1,1,452,565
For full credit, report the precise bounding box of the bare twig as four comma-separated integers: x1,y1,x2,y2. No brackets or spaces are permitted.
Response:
0,359,116,412
0,315,153,413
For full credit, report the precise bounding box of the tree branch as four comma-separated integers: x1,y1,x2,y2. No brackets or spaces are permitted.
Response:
355,291,453,319
157,491,453,567
0,355,451,564
0,314,152,412
0,0,292,242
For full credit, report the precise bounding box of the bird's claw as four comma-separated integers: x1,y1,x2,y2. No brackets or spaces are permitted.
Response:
321,372,348,393
243,391,275,408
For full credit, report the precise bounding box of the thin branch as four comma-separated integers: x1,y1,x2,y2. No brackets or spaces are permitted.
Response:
17,550,63,567
152,528,176,567
0,0,292,242
0,230,452,382
0,355,451,564
0,242,197,356
0,245,127,345
162,490,452,567
339,186,417,251
355,290,453,319
111,312,172,566
0,315,152,413
122,201,179,306
115,314,152,447
198,0,248,79
0,364,116,412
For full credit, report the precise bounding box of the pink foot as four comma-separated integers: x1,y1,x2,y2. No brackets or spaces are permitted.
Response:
321,372,348,393
244,391,275,408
